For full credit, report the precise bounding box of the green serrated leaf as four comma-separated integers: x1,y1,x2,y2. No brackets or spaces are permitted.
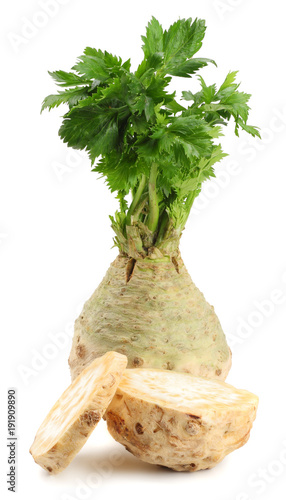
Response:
164,99,186,113
144,96,155,121
48,70,91,87
72,48,123,81
41,87,89,112
207,126,224,138
167,57,216,78
162,18,206,76
182,90,195,101
42,16,261,243
141,17,164,60
235,118,261,138
219,71,239,92
59,105,122,162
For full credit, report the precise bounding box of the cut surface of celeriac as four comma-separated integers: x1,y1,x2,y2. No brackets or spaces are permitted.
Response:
106,368,258,471
30,351,127,474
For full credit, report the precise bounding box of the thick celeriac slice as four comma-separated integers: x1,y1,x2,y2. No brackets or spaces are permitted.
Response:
106,369,258,471
30,351,127,474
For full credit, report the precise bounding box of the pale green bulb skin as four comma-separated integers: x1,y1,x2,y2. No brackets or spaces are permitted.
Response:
69,255,231,381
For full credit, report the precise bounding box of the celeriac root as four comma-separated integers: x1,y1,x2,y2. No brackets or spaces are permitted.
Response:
30,351,127,474
69,254,231,381
106,368,258,471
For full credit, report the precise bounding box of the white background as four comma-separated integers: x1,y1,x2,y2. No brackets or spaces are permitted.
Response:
1,0,286,499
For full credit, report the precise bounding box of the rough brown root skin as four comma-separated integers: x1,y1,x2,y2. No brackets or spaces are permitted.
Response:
105,369,258,472
69,254,231,381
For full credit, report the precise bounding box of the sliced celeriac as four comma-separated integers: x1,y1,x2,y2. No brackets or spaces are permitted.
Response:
30,351,127,474
106,368,258,471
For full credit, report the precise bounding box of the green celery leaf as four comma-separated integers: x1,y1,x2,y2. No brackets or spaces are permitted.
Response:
144,96,155,121
198,75,216,104
41,16,261,236
168,57,216,78
162,18,206,75
141,17,164,60
146,76,173,102
41,87,90,112
202,103,233,112
198,144,227,170
48,70,91,87
72,48,123,81
222,91,251,122
164,99,186,113
182,89,204,106
167,116,213,157
234,118,261,138
94,151,145,192
182,90,196,101
218,71,239,92
59,105,121,162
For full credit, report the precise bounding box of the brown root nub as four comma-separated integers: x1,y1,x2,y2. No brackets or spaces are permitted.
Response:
171,256,180,274
81,410,101,426
135,422,144,434
76,345,86,358
187,414,201,420
133,357,144,367
108,411,129,438
126,258,136,283
164,362,174,370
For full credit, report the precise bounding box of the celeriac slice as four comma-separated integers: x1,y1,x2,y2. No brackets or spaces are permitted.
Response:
30,351,127,474
106,369,258,471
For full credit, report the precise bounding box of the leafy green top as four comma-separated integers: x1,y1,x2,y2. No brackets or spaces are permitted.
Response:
42,17,260,260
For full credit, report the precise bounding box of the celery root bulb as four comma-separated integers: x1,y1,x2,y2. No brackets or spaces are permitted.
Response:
105,368,258,472
69,254,231,381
